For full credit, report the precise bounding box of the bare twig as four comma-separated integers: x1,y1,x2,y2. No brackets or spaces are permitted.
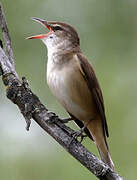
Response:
0,4,18,78
0,4,14,66
0,4,125,180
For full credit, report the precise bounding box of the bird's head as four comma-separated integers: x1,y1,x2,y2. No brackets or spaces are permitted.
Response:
27,18,80,51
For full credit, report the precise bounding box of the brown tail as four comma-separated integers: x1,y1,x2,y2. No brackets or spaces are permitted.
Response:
87,119,114,170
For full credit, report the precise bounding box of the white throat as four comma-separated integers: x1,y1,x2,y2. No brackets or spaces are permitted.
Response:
42,39,65,78
41,36,74,61
42,39,57,60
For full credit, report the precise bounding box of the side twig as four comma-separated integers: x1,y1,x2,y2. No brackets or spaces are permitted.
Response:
0,4,14,65
0,4,124,180
0,4,18,77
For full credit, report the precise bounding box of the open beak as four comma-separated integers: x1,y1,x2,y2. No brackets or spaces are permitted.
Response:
27,17,53,40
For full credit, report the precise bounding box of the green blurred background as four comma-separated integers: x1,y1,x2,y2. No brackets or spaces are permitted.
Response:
0,0,137,179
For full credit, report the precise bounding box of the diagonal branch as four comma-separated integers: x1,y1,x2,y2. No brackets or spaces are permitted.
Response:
0,4,124,180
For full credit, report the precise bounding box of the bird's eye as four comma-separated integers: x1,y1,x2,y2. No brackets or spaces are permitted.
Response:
52,26,63,31
49,36,53,39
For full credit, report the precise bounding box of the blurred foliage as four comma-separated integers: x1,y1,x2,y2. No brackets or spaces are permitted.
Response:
0,0,137,179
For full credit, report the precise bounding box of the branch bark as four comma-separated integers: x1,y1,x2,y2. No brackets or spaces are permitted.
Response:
0,4,125,180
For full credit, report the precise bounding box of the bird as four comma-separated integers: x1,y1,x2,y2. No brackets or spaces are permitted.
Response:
27,17,114,170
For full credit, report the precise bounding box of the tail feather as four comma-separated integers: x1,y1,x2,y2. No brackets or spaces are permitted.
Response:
97,140,114,170
87,119,114,170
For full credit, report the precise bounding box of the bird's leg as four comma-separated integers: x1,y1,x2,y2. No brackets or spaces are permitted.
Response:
69,119,91,144
60,117,73,123
44,112,73,124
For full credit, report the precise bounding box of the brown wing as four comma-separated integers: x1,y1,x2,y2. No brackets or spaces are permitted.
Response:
77,53,109,138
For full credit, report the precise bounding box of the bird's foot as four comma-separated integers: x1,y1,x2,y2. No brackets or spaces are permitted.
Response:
44,111,58,123
69,128,87,144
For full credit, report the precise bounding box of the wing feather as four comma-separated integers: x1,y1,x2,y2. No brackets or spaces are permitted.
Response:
76,53,109,137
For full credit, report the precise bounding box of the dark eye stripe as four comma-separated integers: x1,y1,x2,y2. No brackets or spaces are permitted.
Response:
52,26,63,31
